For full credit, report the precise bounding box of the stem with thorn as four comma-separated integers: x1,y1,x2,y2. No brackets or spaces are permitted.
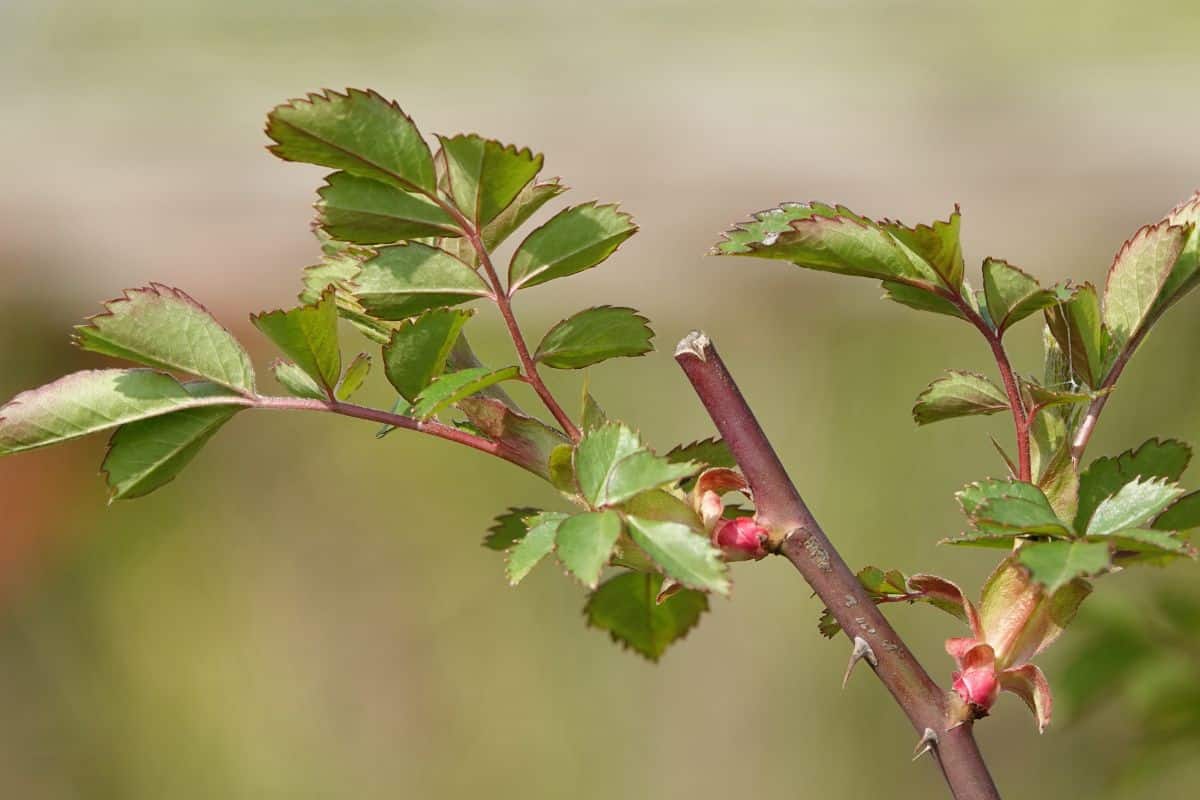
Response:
674,331,1001,800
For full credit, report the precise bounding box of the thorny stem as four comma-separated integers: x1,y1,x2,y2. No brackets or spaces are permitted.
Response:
943,291,1031,482
1070,326,1146,464
675,331,1001,800
436,201,581,441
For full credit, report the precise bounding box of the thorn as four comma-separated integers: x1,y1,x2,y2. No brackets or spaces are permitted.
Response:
912,728,939,762
842,636,878,688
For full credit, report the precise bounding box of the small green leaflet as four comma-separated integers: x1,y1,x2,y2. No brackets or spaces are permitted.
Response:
1103,219,1190,359
1018,540,1110,593
508,203,637,292
481,179,566,251
665,438,735,469
409,366,520,420
584,572,709,662
1085,477,1184,537
981,259,1066,333
271,360,325,400
1044,283,1107,388
335,353,372,401
878,210,965,290
556,510,623,588
0,369,246,455
624,514,730,595
1093,528,1192,566
74,284,256,394
1075,438,1192,531
353,242,492,320
484,507,539,550
882,281,967,319
318,171,460,244
102,382,241,500
957,479,1073,537
573,422,698,507
1154,490,1200,531
266,88,436,194
436,134,543,227
534,306,654,369
252,288,341,393
507,512,568,585
912,370,1009,425
383,308,471,401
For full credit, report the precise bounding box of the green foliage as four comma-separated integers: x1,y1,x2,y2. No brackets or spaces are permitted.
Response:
484,507,539,550
534,306,654,369
573,422,698,508
506,512,568,585
436,134,543,227
584,572,708,662
981,259,1066,333
1084,477,1184,537
1076,438,1191,531
409,366,520,420
335,353,372,401
556,510,623,588
508,203,637,292
382,308,471,401
252,289,341,394
318,171,460,244
912,371,1009,425
271,360,326,400
353,243,492,320
1044,283,1107,387
75,284,256,394
1018,541,1111,593
957,479,1073,538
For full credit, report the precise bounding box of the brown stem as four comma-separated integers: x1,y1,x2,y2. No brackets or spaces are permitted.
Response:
675,331,1001,800
1070,325,1146,464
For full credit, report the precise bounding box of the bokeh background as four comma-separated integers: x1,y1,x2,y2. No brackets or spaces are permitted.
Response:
3,1,1200,797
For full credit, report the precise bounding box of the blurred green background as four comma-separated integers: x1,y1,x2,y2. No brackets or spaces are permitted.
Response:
2,1,1200,797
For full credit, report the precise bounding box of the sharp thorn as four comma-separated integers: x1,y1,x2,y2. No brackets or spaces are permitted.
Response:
912,727,939,761
841,636,878,689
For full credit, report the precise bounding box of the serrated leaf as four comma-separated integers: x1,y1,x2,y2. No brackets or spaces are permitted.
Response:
436,134,543,227
982,259,1065,333
1085,477,1184,537
0,369,247,455
1149,193,1200,317
508,203,637,292
958,479,1073,537
409,366,520,420
484,507,539,550
584,571,708,662
912,370,1009,425
480,178,566,251
382,308,472,401
252,288,340,393
878,209,965,290
574,422,643,507
507,512,567,585
1076,439,1192,531
666,438,735,469
271,360,325,400
1154,490,1200,531
1103,218,1191,359
458,396,570,481
317,171,460,244
1044,283,1107,388
556,510,623,588
624,513,729,595
335,353,371,400
102,381,241,500
601,451,700,507
1018,540,1111,593
534,306,654,369
353,242,492,320
266,88,436,194
881,281,967,319
74,284,256,393
1091,528,1191,565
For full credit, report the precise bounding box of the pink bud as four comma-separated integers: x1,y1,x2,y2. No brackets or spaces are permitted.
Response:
712,517,769,561
951,643,1000,713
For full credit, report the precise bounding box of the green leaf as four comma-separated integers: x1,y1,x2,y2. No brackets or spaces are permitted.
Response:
1044,283,1107,388
1018,540,1111,593
382,308,472,401
507,512,568,585
1154,490,1200,531
982,259,1065,333
1103,218,1191,359
101,381,241,500
1090,528,1192,566
74,284,256,393
1024,380,1098,410
1076,439,1192,531
271,359,325,400
409,366,520,420
1038,436,1080,522
480,178,566,251
624,513,730,595
714,203,940,288
484,507,539,550
912,370,1009,425
882,281,967,319
317,171,460,244
508,203,637,292
534,306,654,369
941,531,1031,548
581,392,608,432
584,571,708,662
436,134,543,227
266,88,436,194
0,369,246,455
555,510,623,588
957,479,1073,537
252,288,341,393
601,451,700,507
1149,193,1200,318
666,438,735,469
458,396,570,481
878,209,965,290
574,422,643,506
335,353,371,401
354,243,492,320
1085,477,1184,537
